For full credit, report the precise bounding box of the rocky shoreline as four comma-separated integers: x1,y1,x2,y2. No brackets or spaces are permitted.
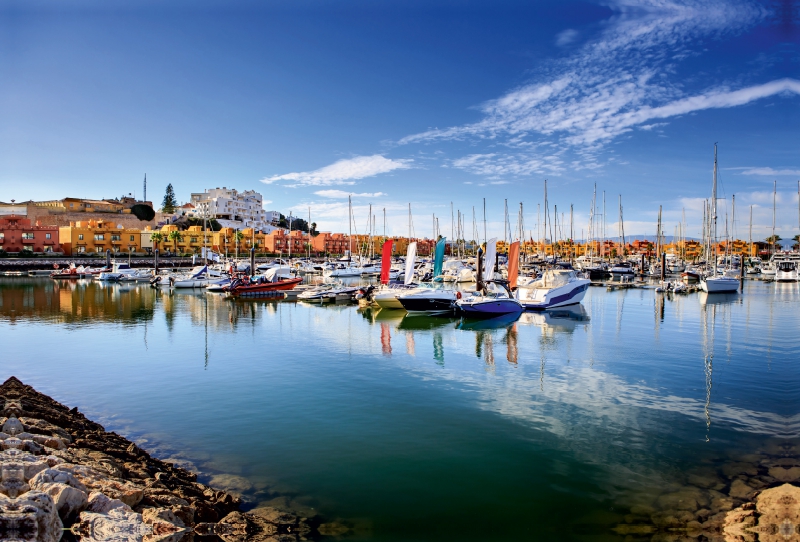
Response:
0,377,320,542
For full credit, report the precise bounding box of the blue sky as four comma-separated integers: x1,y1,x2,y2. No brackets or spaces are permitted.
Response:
1,0,798,241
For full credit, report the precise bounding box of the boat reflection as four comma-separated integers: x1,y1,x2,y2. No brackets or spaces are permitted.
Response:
518,305,590,333
398,313,459,331
698,292,742,306
457,312,521,331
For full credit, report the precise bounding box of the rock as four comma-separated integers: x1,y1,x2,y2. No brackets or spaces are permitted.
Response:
728,479,755,500
86,491,132,513
686,472,723,489
3,416,24,436
250,506,297,525
656,487,710,511
721,462,759,478
0,490,63,542
74,508,152,542
209,474,254,495
318,522,351,536
768,466,800,482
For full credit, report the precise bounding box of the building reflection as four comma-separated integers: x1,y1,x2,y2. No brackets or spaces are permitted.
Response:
0,278,156,324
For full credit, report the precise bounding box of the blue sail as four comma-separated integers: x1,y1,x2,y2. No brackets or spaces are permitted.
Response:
433,237,446,277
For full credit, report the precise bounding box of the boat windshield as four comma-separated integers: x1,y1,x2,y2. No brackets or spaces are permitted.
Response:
520,269,575,289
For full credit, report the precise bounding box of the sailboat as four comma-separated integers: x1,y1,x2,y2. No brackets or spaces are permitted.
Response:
700,145,740,294
373,240,420,309
456,239,524,317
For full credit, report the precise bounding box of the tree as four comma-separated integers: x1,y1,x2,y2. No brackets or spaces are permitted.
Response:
162,184,177,214
310,222,318,236
765,234,782,250
793,234,800,251
234,230,245,258
131,204,156,221
168,230,183,254
150,232,163,252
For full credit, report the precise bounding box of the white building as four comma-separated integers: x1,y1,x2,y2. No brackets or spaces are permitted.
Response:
189,187,270,232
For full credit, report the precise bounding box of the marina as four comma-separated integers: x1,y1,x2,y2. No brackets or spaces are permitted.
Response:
1,274,797,540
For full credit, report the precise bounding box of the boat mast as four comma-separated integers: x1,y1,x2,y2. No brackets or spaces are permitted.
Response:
288,209,292,262
772,180,776,257
483,198,487,245
712,144,718,277
749,204,753,260
349,196,353,260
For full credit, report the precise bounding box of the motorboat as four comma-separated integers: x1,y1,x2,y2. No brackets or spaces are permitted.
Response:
225,267,303,297
373,283,421,309
700,269,740,293
456,283,523,318
514,268,590,310
97,263,141,282
609,261,636,279
681,266,702,283
397,288,458,314
205,277,233,292
775,257,799,282
170,265,220,288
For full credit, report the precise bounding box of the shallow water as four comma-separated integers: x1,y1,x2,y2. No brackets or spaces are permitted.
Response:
1,277,798,540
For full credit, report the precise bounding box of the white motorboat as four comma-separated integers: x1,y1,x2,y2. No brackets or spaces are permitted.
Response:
515,268,591,310
373,283,420,309
170,265,219,288
97,263,142,282
609,261,635,279
775,256,799,282
205,278,233,292
397,288,458,314
700,272,740,293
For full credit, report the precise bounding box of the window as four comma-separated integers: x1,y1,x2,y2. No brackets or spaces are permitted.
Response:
69,203,74,208
94,234,105,241
45,233,51,239
23,245,34,252
111,235,121,241
78,234,84,240
130,235,135,241
0,233,4,239
43,246,53,253
191,237,198,243
22,232,34,240
77,246,85,253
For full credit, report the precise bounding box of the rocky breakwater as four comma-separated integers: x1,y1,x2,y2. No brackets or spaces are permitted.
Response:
613,440,800,541
0,377,317,542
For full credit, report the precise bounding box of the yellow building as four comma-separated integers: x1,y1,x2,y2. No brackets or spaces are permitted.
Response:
59,220,142,255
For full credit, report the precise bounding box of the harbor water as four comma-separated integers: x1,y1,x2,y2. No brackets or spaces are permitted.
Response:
1,277,798,540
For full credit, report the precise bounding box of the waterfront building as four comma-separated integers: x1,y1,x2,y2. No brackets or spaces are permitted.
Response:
58,220,141,255
189,187,269,231
33,196,153,214
0,215,62,254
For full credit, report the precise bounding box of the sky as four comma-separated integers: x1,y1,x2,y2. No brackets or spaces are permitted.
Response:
1,0,799,242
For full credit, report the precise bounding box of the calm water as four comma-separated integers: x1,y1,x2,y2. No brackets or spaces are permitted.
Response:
1,277,798,540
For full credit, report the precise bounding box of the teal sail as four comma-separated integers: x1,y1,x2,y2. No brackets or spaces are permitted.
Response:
433,237,446,277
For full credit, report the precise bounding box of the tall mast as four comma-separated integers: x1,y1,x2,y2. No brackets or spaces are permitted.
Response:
483,198,487,245
602,190,606,259
349,196,353,259
772,180,776,257
712,144,718,276
288,209,292,261
749,204,753,259
504,199,509,246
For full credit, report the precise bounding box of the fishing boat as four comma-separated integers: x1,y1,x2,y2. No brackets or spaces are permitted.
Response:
700,145,739,294
515,267,590,310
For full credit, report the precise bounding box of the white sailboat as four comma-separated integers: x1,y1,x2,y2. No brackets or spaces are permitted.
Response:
701,145,739,294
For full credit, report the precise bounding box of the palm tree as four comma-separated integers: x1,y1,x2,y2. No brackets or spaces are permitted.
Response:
234,230,245,259
793,234,800,251
168,230,183,255
150,232,163,253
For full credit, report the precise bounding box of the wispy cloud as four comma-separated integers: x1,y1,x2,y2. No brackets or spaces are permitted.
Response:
730,167,800,176
555,29,579,47
314,189,387,198
399,0,776,173
262,155,412,187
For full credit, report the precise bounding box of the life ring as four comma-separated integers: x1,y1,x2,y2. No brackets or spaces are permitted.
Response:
456,291,462,299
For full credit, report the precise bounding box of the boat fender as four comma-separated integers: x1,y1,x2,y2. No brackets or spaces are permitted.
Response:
53,264,59,269
456,291,462,299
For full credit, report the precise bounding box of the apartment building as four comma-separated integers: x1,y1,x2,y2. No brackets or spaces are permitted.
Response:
189,187,269,231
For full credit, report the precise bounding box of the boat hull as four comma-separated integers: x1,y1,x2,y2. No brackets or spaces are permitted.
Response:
398,297,455,314
516,280,590,311
700,277,740,293
457,299,523,318
227,277,303,296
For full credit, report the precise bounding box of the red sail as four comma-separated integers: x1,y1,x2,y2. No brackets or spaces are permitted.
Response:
380,239,393,285
508,241,520,289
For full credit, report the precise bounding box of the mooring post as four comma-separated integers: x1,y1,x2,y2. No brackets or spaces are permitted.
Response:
154,248,159,275
660,252,666,281
250,247,256,277
106,249,111,268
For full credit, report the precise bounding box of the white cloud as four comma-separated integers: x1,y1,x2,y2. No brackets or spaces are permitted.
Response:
732,167,800,176
555,29,579,47
262,155,412,187
314,190,387,198
399,0,777,174
490,180,510,185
